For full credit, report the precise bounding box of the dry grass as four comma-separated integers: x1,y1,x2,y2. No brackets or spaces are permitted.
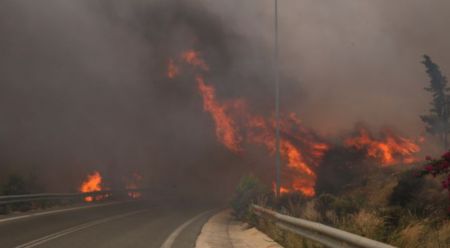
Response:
389,220,450,247
366,178,398,208
436,221,450,247
286,199,305,218
246,166,449,247
391,222,426,248
257,218,323,248
345,210,384,238
422,221,450,247
301,200,321,222
324,210,338,225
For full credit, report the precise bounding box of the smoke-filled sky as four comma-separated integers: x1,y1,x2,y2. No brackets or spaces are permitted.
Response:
0,0,449,197
205,0,450,134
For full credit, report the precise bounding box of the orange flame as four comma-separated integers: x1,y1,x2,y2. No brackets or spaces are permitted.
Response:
197,75,242,152
167,58,179,79
170,48,329,196
247,115,325,196
169,47,423,195
273,183,291,195
181,50,209,71
80,171,102,202
345,127,420,166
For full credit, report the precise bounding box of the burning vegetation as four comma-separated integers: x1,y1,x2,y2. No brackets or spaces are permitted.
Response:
79,171,103,202
79,171,144,202
167,59,180,79
345,126,421,166
167,48,424,197
196,75,243,153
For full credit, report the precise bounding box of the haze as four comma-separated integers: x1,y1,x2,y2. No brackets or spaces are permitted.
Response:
0,0,449,200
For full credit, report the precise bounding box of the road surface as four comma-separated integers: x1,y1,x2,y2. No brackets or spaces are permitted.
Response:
0,200,215,248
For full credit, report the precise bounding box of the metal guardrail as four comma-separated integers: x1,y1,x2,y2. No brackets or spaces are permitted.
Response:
0,189,145,206
253,205,396,248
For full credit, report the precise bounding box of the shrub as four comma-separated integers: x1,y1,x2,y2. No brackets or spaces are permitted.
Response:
315,193,336,214
276,191,307,216
389,170,425,208
315,146,369,195
230,174,271,220
331,196,360,218
0,174,31,213
315,193,337,224
1,174,28,195
418,151,450,214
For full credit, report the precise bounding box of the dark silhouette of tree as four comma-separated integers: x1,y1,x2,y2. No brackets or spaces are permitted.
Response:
420,55,450,149
0,174,31,213
1,174,28,195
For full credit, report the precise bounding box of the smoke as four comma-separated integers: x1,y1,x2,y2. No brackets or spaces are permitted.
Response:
0,0,448,200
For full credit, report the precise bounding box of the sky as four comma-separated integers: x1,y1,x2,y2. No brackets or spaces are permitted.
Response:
201,0,450,135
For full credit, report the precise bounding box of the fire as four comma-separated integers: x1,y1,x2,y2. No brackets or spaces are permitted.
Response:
282,141,315,176
247,115,326,196
273,183,291,195
165,47,426,196
196,75,243,152
167,58,179,79
80,171,102,202
181,50,209,71
274,180,315,197
168,49,328,196
125,172,143,199
345,127,421,166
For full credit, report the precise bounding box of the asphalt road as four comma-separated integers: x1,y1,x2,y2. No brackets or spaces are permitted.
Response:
0,200,216,248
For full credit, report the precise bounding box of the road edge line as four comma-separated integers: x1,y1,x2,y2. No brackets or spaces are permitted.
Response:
14,209,147,248
160,210,212,248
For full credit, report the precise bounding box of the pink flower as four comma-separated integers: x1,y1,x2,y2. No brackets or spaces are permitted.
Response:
442,151,450,161
426,156,432,161
442,161,450,168
425,165,433,172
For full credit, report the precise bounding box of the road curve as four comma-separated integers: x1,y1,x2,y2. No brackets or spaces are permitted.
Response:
0,200,215,248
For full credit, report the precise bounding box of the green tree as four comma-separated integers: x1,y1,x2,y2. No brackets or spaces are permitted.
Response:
420,55,450,149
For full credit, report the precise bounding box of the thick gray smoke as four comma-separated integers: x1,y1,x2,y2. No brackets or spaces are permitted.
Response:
205,0,450,132
0,0,449,200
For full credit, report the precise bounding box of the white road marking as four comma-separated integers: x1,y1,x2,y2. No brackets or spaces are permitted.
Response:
160,210,212,248
0,202,121,224
14,209,147,248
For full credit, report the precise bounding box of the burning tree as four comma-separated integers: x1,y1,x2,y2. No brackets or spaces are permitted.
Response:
420,55,450,149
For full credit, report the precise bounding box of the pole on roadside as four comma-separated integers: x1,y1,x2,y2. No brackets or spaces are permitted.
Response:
274,0,281,198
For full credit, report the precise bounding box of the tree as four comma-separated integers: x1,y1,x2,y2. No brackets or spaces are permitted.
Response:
420,55,450,149
1,174,28,195
0,174,30,213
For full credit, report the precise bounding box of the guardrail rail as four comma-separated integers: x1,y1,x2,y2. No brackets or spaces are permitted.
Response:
0,189,145,206
253,204,396,248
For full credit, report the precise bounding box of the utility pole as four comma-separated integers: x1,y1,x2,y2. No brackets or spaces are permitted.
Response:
274,0,281,198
